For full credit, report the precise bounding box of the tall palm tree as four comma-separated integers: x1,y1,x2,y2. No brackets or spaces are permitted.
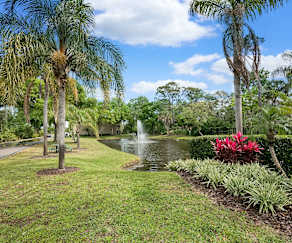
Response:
190,0,285,133
0,0,125,169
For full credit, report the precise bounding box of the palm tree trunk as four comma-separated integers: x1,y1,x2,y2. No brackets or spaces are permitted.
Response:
269,145,287,177
234,73,243,133
58,81,66,170
24,80,34,124
53,97,59,142
231,12,244,134
43,79,49,156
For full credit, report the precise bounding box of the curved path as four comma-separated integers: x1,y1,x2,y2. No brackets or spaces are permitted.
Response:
0,146,28,159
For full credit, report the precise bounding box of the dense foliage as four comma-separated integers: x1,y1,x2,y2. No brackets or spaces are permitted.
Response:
191,135,292,175
167,159,292,214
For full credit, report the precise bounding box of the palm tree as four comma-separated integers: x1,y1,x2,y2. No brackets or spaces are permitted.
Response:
190,0,285,133
0,0,125,169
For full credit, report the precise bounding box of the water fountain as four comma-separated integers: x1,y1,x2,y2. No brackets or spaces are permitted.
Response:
137,120,148,143
101,120,190,171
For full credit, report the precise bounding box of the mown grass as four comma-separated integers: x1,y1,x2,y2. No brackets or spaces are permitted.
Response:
0,137,288,242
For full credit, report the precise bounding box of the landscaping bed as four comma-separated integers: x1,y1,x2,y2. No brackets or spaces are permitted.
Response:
168,159,292,239
178,171,292,238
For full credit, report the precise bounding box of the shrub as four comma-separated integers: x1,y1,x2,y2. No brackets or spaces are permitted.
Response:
223,175,253,197
14,123,34,139
212,132,262,163
0,129,18,142
245,182,290,214
190,135,292,175
167,159,292,214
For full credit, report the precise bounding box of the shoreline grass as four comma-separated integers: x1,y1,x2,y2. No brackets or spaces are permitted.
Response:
0,137,288,242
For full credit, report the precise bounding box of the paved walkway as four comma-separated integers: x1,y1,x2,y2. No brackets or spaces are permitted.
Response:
0,146,28,159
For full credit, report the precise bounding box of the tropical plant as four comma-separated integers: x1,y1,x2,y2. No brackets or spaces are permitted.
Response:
1,0,125,169
189,0,285,133
212,132,262,163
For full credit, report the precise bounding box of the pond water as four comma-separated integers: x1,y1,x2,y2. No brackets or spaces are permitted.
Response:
100,138,191,171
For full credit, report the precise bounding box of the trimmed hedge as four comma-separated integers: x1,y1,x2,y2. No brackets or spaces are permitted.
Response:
190,135,292,176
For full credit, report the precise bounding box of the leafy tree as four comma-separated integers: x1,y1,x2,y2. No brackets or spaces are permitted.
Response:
179,102,212,136
183,87,205,103
156,82,182,133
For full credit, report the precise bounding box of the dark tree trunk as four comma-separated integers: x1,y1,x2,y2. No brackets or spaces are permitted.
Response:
24,80,34,124
54,121,58,143
58,81,66,170
43,79,49,156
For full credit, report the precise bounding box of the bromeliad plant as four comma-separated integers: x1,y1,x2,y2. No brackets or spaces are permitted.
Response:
212,132,262,163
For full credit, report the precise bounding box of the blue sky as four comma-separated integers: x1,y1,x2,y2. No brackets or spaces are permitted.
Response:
88,0,292,101
1,0,291,101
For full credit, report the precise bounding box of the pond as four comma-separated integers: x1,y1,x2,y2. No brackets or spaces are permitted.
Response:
100,138,191,171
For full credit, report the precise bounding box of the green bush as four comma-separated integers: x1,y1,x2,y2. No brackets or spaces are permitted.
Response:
223,174,253,197
167,159,292,214
0,129,18,142
14,124,34,139
245,182,290,214
190,135,292,175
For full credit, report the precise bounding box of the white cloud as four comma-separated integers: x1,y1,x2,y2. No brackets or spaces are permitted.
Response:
206,73,231,84
211,58,232,76
261,53,290,72
88,0,214,46
170,53,220,76
131,79,208,94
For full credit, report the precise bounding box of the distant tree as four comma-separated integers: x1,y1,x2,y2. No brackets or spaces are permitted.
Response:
179,102,212,136
183,87,205,103
156,82,182,131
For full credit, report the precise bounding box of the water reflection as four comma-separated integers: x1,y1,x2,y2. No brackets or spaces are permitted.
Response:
101,138,190,171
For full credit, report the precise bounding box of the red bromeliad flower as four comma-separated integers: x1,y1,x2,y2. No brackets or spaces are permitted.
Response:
212,132,263,164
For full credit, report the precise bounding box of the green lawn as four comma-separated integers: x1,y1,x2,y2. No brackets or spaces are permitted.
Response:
0,138,288,242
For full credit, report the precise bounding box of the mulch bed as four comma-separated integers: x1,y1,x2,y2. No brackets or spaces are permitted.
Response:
178,171,292,239
37,167,80,176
